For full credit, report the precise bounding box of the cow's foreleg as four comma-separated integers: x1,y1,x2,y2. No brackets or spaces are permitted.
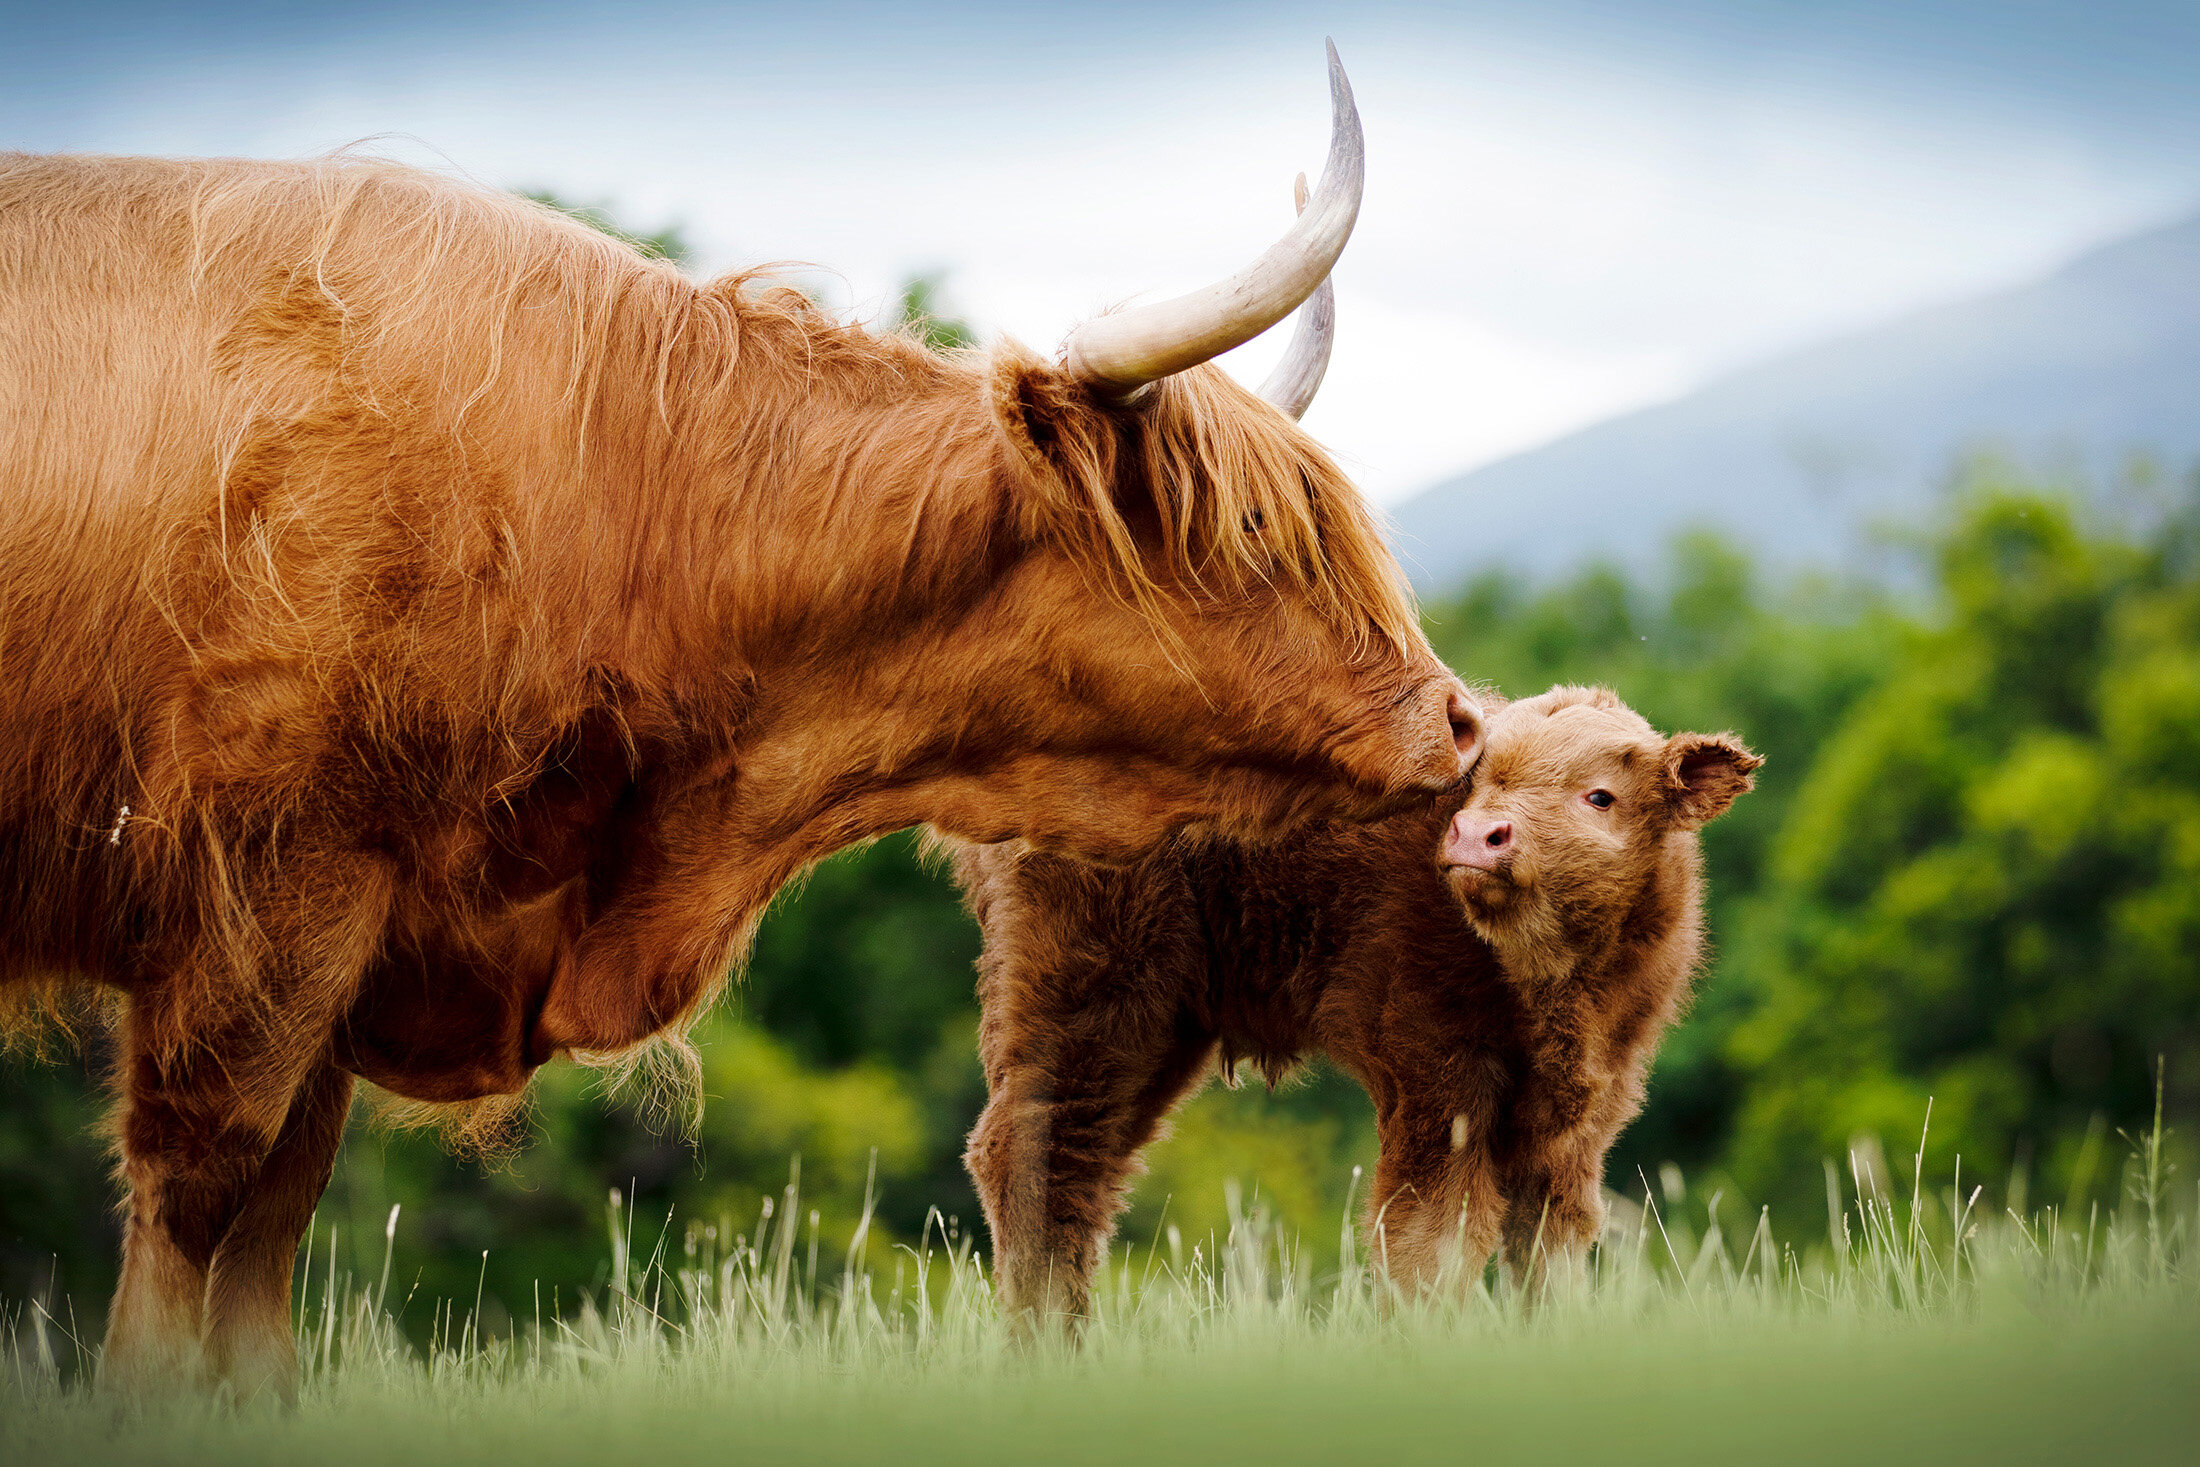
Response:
102,860,390,1399
100,1007,288,1398
201,1062,353,1403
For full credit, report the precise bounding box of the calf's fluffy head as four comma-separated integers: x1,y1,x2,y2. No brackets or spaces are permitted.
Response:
1440,685,1761,974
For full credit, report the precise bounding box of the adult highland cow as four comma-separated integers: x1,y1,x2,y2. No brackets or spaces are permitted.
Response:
0,49,1475,1397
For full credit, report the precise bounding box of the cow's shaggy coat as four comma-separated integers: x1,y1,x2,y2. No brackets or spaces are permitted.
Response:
954,686,1759,1325
0,152,1473,1395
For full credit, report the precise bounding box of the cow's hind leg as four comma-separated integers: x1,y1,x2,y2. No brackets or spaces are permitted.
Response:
202,1062,354,1403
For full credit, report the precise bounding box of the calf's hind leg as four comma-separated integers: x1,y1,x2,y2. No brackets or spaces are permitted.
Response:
966,1000,1211,1333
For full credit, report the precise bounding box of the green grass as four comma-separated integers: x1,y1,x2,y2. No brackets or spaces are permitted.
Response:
6,1118,2197,1466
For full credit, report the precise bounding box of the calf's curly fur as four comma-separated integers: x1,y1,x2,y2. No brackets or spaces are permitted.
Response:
953,686,1760,1324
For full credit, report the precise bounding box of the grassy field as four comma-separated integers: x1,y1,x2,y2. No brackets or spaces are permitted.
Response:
6,1119,2197,1467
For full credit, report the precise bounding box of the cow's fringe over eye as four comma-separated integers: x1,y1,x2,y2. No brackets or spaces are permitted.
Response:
990,342,1419,660
1138,363,1418,657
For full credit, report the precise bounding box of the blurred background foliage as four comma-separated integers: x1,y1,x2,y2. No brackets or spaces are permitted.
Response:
517,191,693,266
10,470,2193,1332
2,198,2194,1334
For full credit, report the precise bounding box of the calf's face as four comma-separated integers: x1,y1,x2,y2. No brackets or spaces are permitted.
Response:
1440,686,1760,970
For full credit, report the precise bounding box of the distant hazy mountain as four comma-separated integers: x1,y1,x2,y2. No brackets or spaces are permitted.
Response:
1389,212,2200,592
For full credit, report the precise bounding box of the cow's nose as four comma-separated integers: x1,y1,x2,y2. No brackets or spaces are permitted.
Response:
1447,690,1484,769
1441,813,1514,871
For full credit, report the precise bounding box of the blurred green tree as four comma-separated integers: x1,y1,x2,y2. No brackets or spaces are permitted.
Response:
1720,481,2200,1223
518,191,691,265
883,272,976,352
0,1025,117,1322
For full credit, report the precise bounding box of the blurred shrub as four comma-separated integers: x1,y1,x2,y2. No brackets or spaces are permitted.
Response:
1122,1064,1372,1271
1721,482,2200,1223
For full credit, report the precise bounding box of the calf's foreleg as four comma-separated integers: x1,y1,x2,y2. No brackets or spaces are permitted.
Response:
1362,1084,1509,1299
1501,1125,1622,1303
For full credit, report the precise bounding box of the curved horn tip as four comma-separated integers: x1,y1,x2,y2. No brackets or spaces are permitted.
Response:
1258,172,1339,421
1059,39,1365,397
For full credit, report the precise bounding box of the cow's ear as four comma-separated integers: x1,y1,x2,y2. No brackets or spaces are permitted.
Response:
1660,732,1763,828
987,345,1122,538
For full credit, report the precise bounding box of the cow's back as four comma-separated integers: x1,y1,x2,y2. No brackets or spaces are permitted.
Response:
0,154,684,992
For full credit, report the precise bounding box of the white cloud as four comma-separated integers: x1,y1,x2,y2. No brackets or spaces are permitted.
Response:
53,25,2195,503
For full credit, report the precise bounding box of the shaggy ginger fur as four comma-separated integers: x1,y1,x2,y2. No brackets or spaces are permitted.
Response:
0,151,1474,1398
953,686,1759,1325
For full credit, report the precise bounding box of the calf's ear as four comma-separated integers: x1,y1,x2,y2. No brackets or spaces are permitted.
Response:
1660,732,1764,828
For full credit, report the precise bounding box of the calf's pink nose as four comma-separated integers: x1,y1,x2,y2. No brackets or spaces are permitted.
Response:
1441,814,1512,871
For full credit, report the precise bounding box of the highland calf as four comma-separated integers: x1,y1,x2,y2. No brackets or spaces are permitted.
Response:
0,51,1476,1397
955,686,1760,1325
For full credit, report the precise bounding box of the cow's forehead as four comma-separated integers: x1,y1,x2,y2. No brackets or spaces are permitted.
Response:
1483,696,1660,779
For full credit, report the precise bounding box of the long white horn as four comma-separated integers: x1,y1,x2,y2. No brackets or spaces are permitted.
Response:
1257,173,1337,420
1062,39,1364,397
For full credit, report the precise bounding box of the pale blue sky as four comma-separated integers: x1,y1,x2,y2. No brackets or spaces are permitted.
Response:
7,1,2196,500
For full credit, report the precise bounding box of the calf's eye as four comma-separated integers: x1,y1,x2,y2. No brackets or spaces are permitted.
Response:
1585,789,1615,810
